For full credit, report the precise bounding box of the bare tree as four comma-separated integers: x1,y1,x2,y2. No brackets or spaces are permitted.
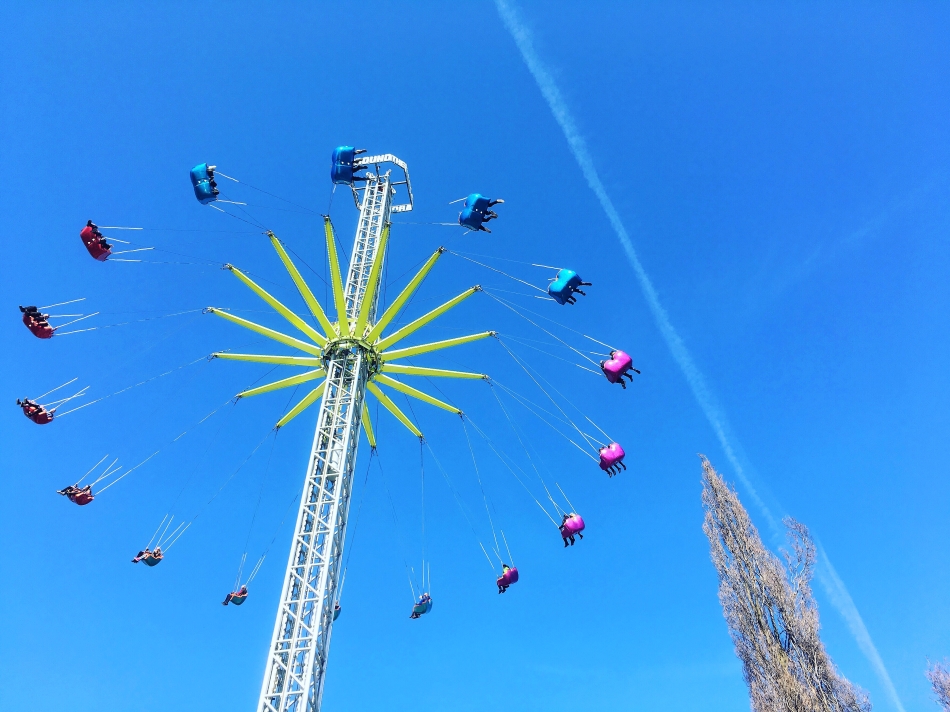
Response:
927,661,950,710
701,455,871,711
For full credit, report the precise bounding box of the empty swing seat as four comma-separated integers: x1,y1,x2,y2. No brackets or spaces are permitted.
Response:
190,163,217,204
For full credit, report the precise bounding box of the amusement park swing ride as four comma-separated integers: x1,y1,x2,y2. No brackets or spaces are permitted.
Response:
17,147,640,712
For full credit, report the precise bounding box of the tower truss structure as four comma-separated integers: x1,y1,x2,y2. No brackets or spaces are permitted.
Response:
206,153,493,712
257,172,390,712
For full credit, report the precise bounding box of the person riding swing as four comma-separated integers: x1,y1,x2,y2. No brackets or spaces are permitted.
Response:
132,546,164,566
223,585,249,606
17,398,53,424
58,484,94,506
409,592,432,619
559,513,585,547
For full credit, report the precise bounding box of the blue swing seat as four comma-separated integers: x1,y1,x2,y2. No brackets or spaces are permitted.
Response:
458,193,497,231
331,146,363,185
548,269,585,305
190,163,217,204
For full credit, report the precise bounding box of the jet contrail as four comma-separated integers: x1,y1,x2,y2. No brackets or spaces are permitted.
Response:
493,2,905,710
817,543,906,711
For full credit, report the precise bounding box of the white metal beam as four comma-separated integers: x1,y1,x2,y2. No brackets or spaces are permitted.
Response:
257,170,394,712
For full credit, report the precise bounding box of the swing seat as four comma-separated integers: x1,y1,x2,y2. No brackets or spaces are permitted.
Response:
458,193,494,231
80,226,111,261
70,491,94,506
412,594,432,616
190,163,217,204
561,514,585,536
142,554,163,567
230,593,248,606
27,409,53,425
548,269,584,304
331,146,361,185
85,241,111,261
193,182,216,204
601,351,633,383
333,605,342,621
498,567,519,586
23,315,54,339
598,443,625,471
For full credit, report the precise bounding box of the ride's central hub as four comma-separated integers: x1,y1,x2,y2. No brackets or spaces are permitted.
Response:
321,332,382,376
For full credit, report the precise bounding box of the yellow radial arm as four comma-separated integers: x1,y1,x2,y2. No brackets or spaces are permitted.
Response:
275,381,327,430
374,374,461,414
212,353,324,367
365,247,445,343
381,363,486,380
376,287,479,352
226,265,327,346
383,331,495,361
366,381,422,438
207,308,323,356
324,217,350,337
268,232,337,338
361,401,376,449
238,369,326,398
354,224,390,338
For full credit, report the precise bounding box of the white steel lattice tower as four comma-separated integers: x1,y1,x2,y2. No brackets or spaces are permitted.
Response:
257,157,410,712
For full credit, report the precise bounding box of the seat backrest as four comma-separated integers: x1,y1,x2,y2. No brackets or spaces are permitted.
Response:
190,163,210,187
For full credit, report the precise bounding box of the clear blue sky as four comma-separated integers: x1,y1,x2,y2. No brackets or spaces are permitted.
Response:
2,2,949,711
